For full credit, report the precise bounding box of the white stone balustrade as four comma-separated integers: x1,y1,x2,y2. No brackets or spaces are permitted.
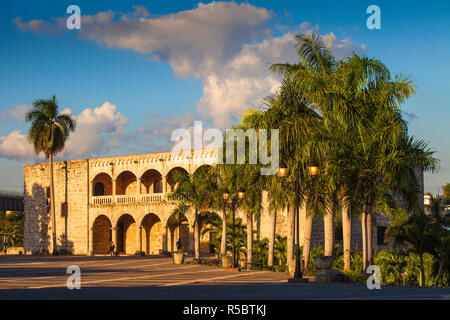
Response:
91,193,170,205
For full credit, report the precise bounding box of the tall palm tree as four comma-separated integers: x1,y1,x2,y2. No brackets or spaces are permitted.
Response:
26,94,75,255
169,167,216,260
265,175,287,267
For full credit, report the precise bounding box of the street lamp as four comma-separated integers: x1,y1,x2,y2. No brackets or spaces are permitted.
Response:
308,160,319,177
278,159,318,282
223,188,244,269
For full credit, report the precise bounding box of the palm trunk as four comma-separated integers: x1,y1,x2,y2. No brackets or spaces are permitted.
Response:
324,201,334,256
194,210,200,260
49,153,57,255
287,205,295,268
246,212,253,270
367,210,373,266
268,209,277,267
303,213,313,273
220,209,227,256
342,201,351,271
362,210,368,271
419,253,425,287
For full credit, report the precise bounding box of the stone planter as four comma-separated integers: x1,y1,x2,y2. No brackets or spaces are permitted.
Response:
173,252,185,265
314,256,335,283
221,255,232,268
314,256,335,270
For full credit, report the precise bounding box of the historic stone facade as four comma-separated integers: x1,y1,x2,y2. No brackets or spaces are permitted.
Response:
23,148,392,256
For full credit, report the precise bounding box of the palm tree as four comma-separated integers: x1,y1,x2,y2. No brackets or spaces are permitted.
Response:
386,209,439,286
265,175,287,267
169,167,216,260
26,94,75,255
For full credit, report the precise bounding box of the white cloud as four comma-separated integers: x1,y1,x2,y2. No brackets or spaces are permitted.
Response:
0,130,36,160
0,102,128,161
62,102,128,158
14,3,367,130
1,104,32,123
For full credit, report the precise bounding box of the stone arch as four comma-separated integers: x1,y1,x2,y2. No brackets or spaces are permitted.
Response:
199,211,221,254
92,215,112,254
140,213,163,255
167,211,190,253
166,167,189,193
115,213,137,254
140,169,163,194
92,173,112,196
193,164,212,176
116,171,137,195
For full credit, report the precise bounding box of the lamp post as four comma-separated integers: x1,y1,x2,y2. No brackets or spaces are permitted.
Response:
278,159,318,281
223,188,245,269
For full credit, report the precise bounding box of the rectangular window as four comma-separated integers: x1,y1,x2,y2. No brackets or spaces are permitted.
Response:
334,226,343,241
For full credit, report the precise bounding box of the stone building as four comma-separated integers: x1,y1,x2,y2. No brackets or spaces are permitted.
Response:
23,148,394,256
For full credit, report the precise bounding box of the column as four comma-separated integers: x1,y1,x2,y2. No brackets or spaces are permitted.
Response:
112,227,118,253
89,227,94,255
161,224,168,255
112,179,117,203
137,178,141,201
136,225,143,255
162,175,167,194
189,223,195,255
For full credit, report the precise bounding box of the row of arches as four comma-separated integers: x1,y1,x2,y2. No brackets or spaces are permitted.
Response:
91,210,219,255
92,166,210,196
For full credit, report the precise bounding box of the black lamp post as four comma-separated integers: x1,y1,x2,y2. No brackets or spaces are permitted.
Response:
279,159,319,281
223,188,244,269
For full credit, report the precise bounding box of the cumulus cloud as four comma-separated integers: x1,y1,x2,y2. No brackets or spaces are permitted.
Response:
0,130,36,160
1,104,32,123
62,102,128,158
14,2,367,129
0,102,128,161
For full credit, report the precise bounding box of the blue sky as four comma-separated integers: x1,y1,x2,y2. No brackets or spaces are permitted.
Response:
0,0,449,193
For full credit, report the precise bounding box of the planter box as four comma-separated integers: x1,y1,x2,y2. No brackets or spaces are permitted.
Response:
221,255,232,268
173,252,185,264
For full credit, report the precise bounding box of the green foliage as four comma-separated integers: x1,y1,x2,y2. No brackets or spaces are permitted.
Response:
0,211,24,249
252,238,269,270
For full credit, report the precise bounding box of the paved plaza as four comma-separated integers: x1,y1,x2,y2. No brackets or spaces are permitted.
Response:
0,255,449,300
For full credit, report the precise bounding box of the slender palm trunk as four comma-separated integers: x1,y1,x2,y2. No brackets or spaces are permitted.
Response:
303,213,313,273
220,209,227,256
367,210,373,265
419,253,425,287
268,209,277,267
324,201,334,256
342,201,351,271
287,205,295,268
49,153,57,255
362,210,368,271
194,211,200,260
246,212,253,270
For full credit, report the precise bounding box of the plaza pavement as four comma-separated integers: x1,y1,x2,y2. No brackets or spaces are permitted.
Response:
0,255,449,300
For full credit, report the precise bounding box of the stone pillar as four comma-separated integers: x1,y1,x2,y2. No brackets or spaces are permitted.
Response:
189,223,195,255
161,224,168,255
89,227,94,255
162,175,167,194
112,179,117,202
112,227,118,253
137,178,141,201
136,225,143,254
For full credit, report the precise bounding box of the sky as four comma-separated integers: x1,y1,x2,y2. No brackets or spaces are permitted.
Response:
0,0,449,193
